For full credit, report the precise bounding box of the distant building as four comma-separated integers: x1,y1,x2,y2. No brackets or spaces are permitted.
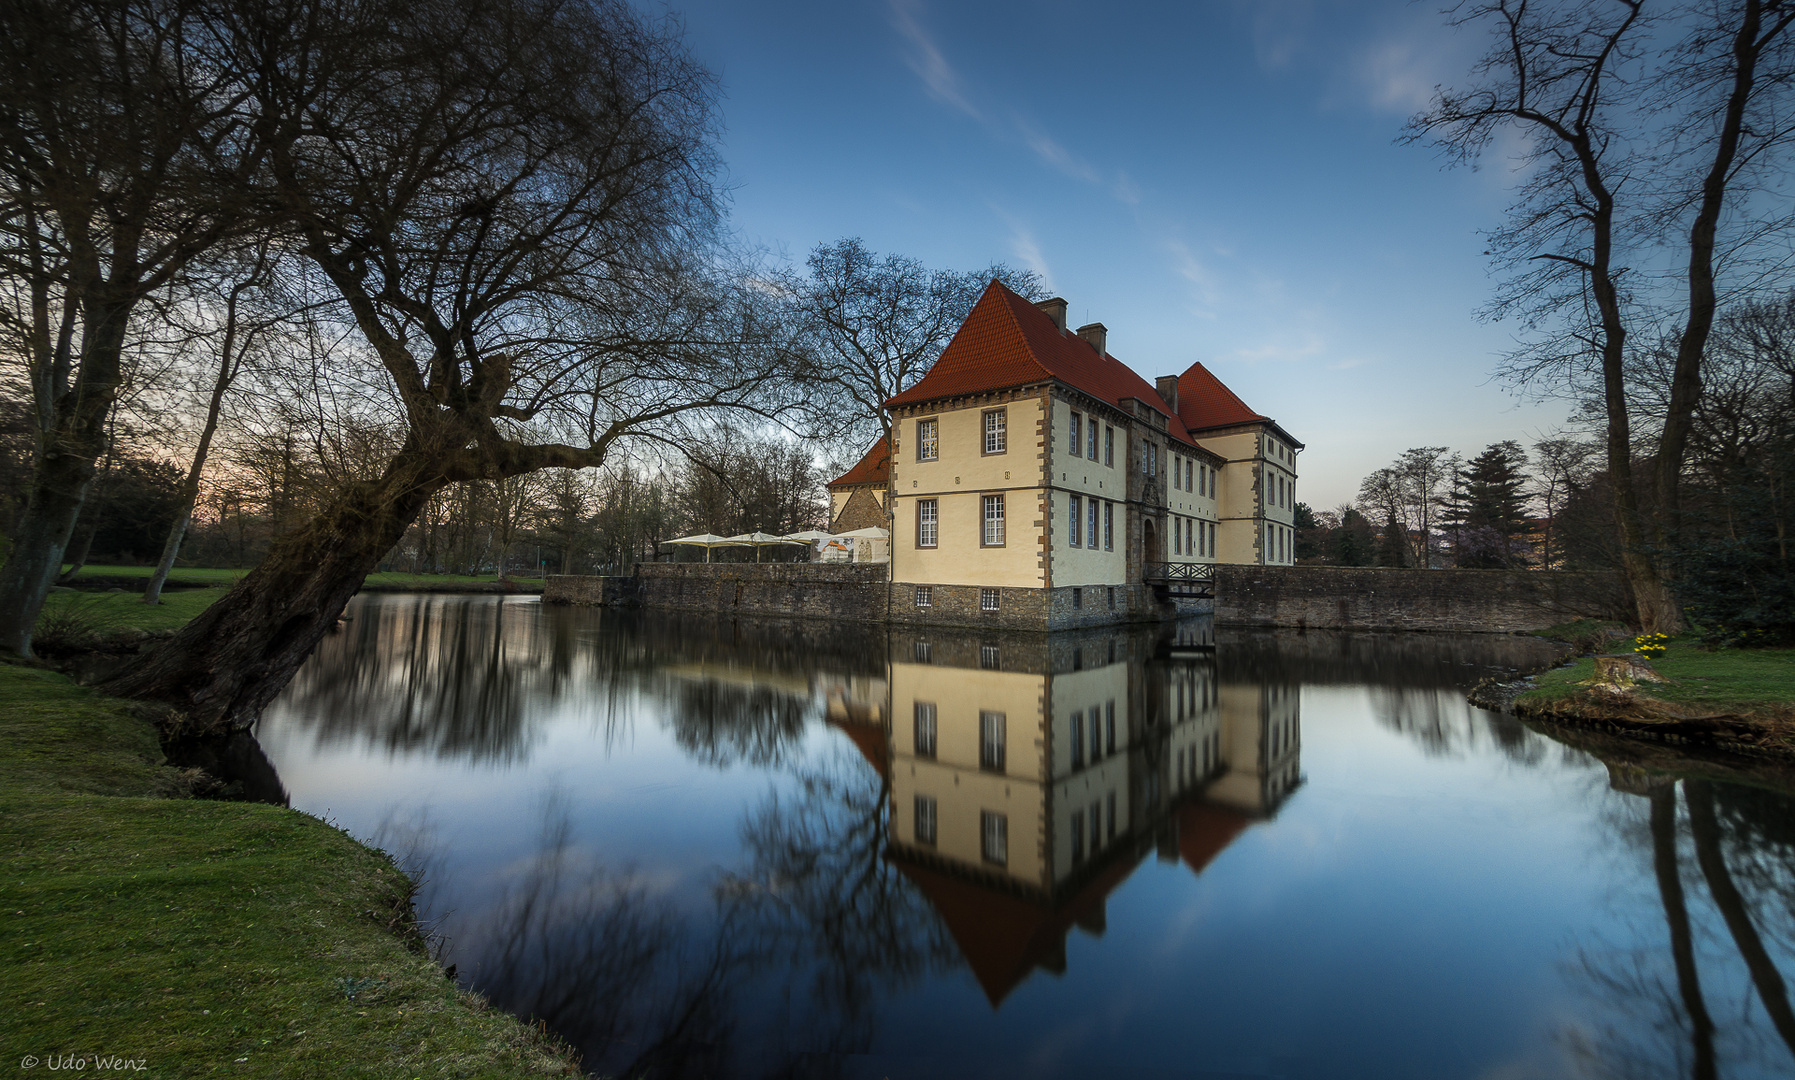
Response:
869,280,1302,629
826,437,891,533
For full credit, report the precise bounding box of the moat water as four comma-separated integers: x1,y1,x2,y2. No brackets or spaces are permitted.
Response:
255,594,1795,1080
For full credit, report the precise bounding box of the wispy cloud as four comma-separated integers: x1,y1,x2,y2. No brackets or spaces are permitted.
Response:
1112,171,1142,205
1165,239,1221,318
1015,118,1103,185
1240,0,1314,71
993,210,1054,293
1359,37,1438,113
1230,331,1326,365
889,0,978,118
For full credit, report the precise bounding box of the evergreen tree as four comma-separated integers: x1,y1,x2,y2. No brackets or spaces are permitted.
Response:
1331,507,1374,566
1293,502,1321,562
1450,441,1532,568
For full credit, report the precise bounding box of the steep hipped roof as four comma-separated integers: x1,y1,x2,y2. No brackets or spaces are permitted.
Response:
892,851,1140,1007
884,281,1199,447
1176,361,1267,431
827,435,890,488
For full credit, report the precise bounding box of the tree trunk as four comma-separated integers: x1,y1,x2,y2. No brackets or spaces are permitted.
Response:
1685,779,1795,1060
56,520,96,584
103,447,448,731
1651,786,1716,1080
0,298,133,656
1658,0,1779,550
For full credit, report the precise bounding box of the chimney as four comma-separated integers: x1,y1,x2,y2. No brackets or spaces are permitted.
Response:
1076,321,1107,357
1035,297,1069,332
1155,375,1179,414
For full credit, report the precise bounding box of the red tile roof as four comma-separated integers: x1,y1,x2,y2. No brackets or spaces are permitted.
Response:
1176,361,1268,431
884,281,1202,447
827,435,890,488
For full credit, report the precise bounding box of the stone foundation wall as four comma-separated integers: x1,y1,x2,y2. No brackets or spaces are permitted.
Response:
611,563,893,622
888,581,1165,630
1214,565,1629,633
543,575,641,606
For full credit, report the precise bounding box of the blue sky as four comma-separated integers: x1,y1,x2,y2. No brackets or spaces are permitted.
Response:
674,0,1575,509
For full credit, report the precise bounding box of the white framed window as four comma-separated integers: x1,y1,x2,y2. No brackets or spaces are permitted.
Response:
915,796,937,845
980,587,1000,612
914,701,937,757
917,418,938,462
917,499,937,548
1088,499,1099,549
913,639,932,662
1070,495,1082,547
1104,426,1114,466
1199,464,1208,497
1103,502,1113,550
1069,411,1082,456
1072,586,1082,609
980,711,1006,771
983,409,1007,454
981,495,1005,546
980,642,1000,667
914,584,932,607
981,810,1008,866
1186,459,1193,491
1088,420,1099,460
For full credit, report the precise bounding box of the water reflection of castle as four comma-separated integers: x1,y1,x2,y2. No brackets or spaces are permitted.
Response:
843,624,1302,1005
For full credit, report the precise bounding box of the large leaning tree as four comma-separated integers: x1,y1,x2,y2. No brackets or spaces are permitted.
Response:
1411,0,1795,632
98,0,804,728
0,0,268,656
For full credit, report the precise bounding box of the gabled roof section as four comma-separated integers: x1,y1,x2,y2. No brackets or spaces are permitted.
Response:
885,281,1197,446
828,435,890,488
1176,361,1267,431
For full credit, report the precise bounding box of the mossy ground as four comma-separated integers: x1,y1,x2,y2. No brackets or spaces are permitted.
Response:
3,598,579,1076
62,564,544,592
1514,635,1795,755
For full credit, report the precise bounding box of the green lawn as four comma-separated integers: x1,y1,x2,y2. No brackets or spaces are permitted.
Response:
1520,635,1795,716
3,604,579,1076
63,564,544,592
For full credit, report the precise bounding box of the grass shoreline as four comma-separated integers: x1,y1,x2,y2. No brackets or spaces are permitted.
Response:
4,592,580,1077
58,563,546,595
1507,624,1795,758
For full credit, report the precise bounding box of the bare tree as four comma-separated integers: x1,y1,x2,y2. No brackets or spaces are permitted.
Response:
791,237,1041,451
1411,0,1795,631
105,0,803,728
0,0,266,653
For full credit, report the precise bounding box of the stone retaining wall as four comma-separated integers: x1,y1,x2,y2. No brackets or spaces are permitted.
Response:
548,563,892,622
1214,565,1629,633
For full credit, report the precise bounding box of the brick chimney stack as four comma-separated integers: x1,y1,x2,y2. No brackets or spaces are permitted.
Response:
1155,375,1179,414
1077,322,1107,357
1035,297,1068,332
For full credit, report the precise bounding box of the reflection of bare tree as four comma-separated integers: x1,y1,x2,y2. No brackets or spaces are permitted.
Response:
732,748,958,1046
1651,786,1718,1080
1686,780,1795,1062
457,796,756,1080
1562,771,1795,1079
665,680,810,769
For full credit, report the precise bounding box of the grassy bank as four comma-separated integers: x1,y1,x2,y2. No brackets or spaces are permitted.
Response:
61,564,546,593
2,600,578,1076
1514,634,1795,754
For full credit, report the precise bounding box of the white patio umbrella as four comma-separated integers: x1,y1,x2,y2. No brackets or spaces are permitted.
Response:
834,526,890,539
722,531,810,562
782,529,837,542
660,533,736,563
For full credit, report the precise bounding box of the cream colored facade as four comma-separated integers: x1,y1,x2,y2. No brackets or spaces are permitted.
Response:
885,626,1300,903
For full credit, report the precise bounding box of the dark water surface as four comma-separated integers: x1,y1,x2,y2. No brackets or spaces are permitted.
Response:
255,594,1795,1080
